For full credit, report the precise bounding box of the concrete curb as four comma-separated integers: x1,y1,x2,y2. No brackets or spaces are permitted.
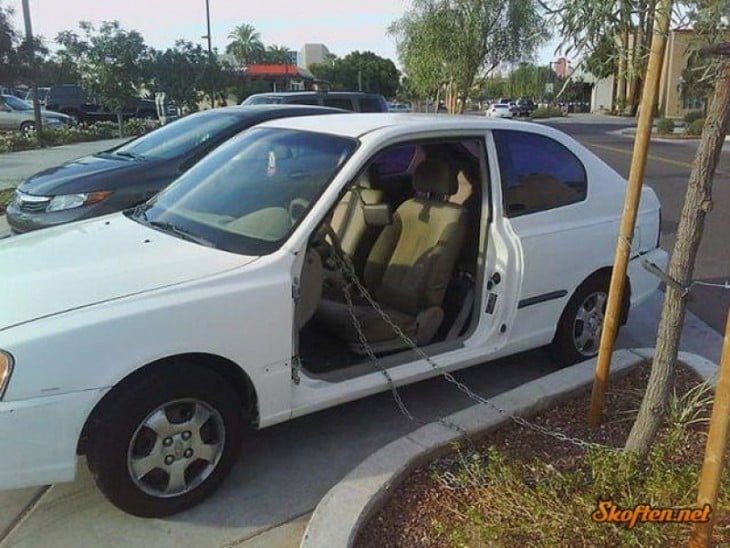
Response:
301,348,715,548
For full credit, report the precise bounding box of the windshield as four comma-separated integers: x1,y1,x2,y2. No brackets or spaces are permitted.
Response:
242,95,283,105
3,95,32,110
113,111,246,161
133,127,356,255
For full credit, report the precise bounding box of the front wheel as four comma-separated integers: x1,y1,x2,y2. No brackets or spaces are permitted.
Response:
20,121,35,133
550,275,612,366
86,364,244,517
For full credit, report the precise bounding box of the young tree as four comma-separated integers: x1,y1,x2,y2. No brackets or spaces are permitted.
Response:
625,3,730,457
56,21,150,136
225,23,264,67
390,0,547,113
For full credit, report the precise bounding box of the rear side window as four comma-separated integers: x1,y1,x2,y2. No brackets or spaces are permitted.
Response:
493,130,587,217
323,97,354,110
358,97,383,112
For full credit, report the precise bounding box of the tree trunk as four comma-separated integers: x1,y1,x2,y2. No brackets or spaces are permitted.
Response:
625,61,730,458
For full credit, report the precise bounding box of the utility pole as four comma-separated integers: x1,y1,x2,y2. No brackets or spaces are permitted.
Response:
203,0,215,108
21,0,43,143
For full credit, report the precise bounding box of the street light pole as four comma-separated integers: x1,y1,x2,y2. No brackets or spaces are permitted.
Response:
21,0,43,143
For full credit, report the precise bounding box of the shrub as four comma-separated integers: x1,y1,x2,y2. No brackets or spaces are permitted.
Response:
686,118,705,136
656,117,675,135
684,109,705,124
530,106,565,119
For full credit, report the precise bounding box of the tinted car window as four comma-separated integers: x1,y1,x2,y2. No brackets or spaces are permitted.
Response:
359,97,383,113
3,95,32,110
323,97,354,110
493,130,587,217
244,95,283,105
288,96,321,106
114,112,245,160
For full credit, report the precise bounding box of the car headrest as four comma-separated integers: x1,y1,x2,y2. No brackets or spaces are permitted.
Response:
358,163,381,190
413,158,457,196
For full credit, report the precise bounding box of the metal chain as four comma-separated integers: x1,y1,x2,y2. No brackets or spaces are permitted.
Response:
331,249,476,450
327,239,619,453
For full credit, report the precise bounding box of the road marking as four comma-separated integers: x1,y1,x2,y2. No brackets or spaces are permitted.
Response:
585,141,730,177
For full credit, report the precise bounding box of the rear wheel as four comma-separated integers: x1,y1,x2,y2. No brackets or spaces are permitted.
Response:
550,275,612,366
86,364,244,517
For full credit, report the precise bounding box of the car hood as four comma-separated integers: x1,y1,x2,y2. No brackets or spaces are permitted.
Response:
18,153,156,195
41,110,71,121
0,214,257,331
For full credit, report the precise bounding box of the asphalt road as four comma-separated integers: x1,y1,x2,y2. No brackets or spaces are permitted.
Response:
544,117,730,334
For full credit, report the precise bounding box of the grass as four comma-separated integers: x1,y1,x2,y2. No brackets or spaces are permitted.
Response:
427,382,724,547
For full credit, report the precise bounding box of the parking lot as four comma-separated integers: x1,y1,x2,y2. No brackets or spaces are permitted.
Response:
0,114,726,547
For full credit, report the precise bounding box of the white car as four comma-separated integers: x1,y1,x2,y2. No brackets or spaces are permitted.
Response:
0,114,666,517
487,103,514,118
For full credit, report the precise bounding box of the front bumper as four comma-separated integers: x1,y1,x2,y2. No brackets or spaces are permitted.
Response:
0,388,106,490
6,199,120,234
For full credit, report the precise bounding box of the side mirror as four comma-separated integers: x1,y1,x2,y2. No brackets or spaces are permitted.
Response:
362,203,392,227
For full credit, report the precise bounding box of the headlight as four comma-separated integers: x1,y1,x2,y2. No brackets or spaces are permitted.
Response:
46,191,112,212
42,117,62,126
0,350,13,399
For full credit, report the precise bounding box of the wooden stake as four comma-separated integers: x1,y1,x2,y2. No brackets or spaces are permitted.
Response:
587,0,673,426
689,308,730,547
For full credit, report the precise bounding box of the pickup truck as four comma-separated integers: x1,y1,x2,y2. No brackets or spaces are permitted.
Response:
44,84,159,123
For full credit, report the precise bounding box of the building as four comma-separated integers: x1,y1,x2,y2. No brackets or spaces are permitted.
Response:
588,28,716,118
244,64,314,92
298,43,330,69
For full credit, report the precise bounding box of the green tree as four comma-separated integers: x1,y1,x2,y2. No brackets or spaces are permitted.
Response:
225,23,264,67
150,40,210,113
0,3,20,83
260,44,291,64
390,0,547,112
56,21,150,136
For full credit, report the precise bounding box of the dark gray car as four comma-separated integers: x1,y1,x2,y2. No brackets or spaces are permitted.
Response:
6,105,343,233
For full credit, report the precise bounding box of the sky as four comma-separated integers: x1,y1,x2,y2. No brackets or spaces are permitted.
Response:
7,0,563,67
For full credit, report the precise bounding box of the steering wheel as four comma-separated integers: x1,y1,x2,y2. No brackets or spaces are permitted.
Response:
288,198,310,226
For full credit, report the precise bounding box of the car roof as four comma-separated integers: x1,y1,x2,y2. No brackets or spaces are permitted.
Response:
248,91,382,98
184,104,346,121
258,113,549,139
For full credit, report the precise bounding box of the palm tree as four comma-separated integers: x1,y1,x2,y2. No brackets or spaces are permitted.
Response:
226,24,264,67
262,44,291,64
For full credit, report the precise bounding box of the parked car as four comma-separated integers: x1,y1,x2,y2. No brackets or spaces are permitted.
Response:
24,87,50,107
387,102,411,112
6,105,344,234
487,103,514,118
512,98,536,117
241,91,388,112
0,114,666,517
44,84,159,124
0,94,74,132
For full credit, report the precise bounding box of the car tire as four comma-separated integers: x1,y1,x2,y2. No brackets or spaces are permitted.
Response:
550,274,612,366
20,121,35,133
86,364,245,517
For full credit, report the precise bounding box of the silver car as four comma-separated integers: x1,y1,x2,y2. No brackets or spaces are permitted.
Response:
0,94,73,132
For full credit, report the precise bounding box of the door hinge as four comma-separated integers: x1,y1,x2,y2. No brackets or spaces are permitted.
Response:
291,355,301,384
292,277,301,300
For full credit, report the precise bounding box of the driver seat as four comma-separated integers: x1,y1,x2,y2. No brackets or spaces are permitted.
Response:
316,157,468,354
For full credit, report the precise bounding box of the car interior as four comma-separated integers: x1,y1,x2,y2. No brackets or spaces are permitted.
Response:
294,139,487,379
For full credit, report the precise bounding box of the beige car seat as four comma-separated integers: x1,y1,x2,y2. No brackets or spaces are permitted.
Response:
316,157,468,354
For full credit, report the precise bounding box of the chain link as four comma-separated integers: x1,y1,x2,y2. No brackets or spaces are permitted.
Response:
326,236,619,453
